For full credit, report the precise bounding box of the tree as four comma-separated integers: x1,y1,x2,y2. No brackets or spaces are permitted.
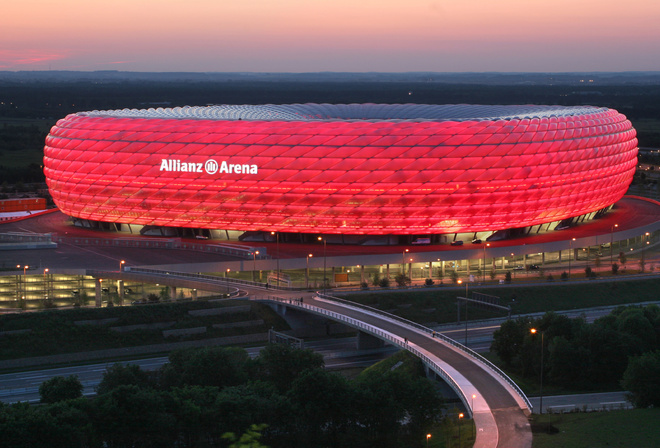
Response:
622,351,660,408
490,268,497,280
450,270,459,284
371,272,381,287
288,368,353,447
96,363,152,395
504,271,512,284
255,344,324,393
491,318,528,367
39,375,83,404
93,385,178,447
222,424,270,448
161,346,250,389
594,255,601,269
394,273,411,287
378,277,390,288
619,251,627,267
612,263,619,275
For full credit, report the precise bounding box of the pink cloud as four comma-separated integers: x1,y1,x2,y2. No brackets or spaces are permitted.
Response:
0,49,68,69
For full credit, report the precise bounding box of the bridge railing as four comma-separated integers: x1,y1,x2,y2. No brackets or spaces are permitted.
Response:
316,291,532,413
261,296,468,411
124,268,305,291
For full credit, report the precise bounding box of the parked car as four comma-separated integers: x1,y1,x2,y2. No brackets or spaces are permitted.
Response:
450,240,464,246
471,238,482,244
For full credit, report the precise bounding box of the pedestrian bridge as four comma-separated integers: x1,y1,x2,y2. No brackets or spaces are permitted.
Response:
88,268,533,448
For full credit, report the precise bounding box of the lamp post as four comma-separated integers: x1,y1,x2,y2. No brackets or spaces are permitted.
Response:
610,224,618,264
306,253,313,289
318,236,327,294
458,279,469,345
22,265,29,305
471,394,477,439
531,328,545,414
252,251,259,282
426,433,431,448
402,248,409,277
458,412,464,448
271,231,280,287
482,243,490,282
119,260,125,272
43,268,49,300
568,238,575,279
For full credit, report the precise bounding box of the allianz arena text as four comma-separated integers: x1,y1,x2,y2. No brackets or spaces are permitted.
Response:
43,104,638,235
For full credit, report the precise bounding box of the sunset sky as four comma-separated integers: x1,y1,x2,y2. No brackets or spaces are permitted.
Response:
3,0,660,72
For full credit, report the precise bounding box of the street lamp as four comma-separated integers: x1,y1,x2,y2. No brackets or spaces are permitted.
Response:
472,394,477,439
483,243,490,282
43,268,49,300
306,253,313,289
458,279,469,345
458,412,464,448
21,265,29,304
567,238,576,279
252,251,259,282
610,224,618,264
119,260,125,272
271,231,280,287
426,433,431,448
530,328,545,414
318,236,327,294
402,248,409,277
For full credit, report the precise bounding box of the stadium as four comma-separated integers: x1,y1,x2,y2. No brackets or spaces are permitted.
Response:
43,104,638,241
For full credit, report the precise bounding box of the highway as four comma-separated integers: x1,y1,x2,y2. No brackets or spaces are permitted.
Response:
0,337,397,404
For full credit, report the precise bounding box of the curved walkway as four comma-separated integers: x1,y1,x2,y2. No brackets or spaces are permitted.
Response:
264,292,532,448
88,269,534,447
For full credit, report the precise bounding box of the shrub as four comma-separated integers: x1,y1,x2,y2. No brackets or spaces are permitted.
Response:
424,278,435,286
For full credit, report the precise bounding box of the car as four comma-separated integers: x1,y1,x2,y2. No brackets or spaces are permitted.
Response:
529,265,540,270
450,240,464,246
195,235,208,240
471,238,482,244
513,265,525,270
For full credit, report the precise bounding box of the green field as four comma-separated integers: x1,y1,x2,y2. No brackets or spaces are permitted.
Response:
531,409,660,448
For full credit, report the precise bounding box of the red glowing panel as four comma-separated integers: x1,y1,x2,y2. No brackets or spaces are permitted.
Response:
43,104,638,234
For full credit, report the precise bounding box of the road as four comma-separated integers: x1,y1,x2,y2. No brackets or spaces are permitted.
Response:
0,338,396,404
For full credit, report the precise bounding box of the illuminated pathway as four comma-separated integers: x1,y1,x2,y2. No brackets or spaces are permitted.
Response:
256,291,533,448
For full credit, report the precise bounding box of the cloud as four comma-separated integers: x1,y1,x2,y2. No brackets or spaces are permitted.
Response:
0,49,68,69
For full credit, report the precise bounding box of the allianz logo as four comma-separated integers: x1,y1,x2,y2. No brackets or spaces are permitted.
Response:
159,159,258,175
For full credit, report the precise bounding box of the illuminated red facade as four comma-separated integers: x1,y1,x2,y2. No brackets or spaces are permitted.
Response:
43,104,638,234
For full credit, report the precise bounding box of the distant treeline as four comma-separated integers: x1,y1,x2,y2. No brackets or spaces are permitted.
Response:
1,79,660,185
3,80,660,123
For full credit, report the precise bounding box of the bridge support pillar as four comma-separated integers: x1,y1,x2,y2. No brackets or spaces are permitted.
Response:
95,278,102,307
357,331,385,350
191,289,197,300
169,286,176,300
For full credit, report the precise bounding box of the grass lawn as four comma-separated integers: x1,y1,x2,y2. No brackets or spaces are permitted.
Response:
531,409,660,448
